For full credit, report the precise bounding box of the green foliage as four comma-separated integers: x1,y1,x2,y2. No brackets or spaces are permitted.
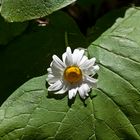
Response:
0,16,28,45
0,11,87,104
1,0,76,22
0,75,96,140
88,7,140,139
0,7,140,140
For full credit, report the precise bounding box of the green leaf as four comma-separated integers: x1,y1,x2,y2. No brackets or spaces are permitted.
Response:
0,11,87,105
0,7,140,140
88,7,140,139
0,16,28,45
1,0,76,22
0,75,96,140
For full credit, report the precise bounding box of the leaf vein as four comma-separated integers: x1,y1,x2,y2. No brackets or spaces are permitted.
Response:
97,88,140,138
93,43,140,65
53,108,71,138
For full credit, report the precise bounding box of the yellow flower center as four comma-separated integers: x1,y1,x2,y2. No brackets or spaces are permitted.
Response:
64,66,82,84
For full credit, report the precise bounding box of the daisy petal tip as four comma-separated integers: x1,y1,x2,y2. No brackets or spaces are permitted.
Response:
52,54,55,59
93,57,96,61
47,87,51,91
68,95,73,100
79,48,85,53
47,68,51,73
52,55,58,60
68,90,76,99
94,65,100,71
92,57,96,63
50,62,53,67
66,47,72,53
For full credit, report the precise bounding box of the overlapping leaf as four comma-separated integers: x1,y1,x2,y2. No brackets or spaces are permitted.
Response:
0,16,28,45
1,0,76,22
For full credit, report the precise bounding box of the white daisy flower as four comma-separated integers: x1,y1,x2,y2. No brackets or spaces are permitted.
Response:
46,47,99,99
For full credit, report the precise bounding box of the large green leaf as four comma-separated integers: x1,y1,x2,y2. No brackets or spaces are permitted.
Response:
0,75,96,140
88,7,140,139
1,0,76,22
0,7,140,140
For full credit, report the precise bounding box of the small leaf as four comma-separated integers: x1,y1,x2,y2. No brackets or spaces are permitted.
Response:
1,0,76,22
0,16,28,45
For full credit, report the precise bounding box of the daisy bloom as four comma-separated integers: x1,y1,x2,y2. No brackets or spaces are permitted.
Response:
46,47,99,99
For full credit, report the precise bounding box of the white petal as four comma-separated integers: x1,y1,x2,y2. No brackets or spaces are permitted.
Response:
83,66,95,75
78,86,86,99
53,55,65,68
82,83,90,96
51,60,65,75
62,52,66,63
73,49,85,65
65,47,73,66
82,64,99,76
93,65,100,71
68,88,77,99
79,55,88,66
51,61,64,73
84,75,98,87
78,83,90,99
80,58,96,70
47,68,52,73
66,47,72,54
46,74,59,84
55,84,68,94
48,80,62,91
47,74,54,79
